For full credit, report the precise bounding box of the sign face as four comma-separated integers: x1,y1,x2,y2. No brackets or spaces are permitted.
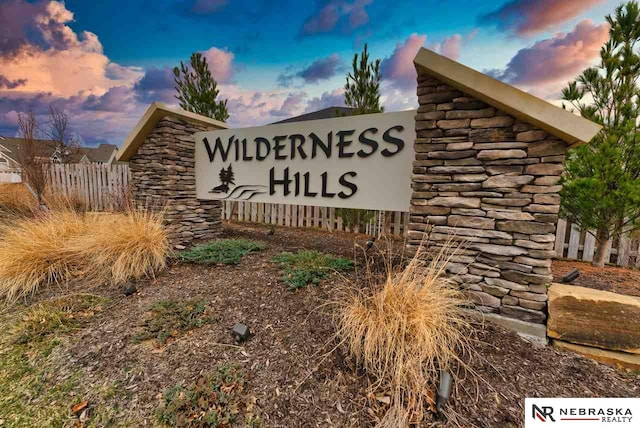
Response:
195,110,416,211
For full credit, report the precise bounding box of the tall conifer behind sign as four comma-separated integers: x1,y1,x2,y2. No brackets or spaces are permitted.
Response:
345,44,384,115
173,53,230,122
338,43,385,231
560,1,640,266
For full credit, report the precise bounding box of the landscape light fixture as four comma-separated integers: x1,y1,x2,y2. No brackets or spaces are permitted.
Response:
232,323,251,342
560,268,580,284
436,370,453,413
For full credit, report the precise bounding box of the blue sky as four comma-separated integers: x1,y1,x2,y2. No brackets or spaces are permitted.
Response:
0,0,621,145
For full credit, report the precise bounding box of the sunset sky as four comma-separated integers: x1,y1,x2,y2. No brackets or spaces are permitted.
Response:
0,0,618,146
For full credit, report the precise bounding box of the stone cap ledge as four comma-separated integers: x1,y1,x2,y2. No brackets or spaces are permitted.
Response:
413,48,601,147
118,102,228,162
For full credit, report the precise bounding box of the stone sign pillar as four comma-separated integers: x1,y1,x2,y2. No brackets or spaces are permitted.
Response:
129,114,222,248
407,72,568,325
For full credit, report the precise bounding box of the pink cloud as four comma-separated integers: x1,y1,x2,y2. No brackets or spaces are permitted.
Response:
380,33,426,91
492,19,609,98
269,91,307,117
304,87,345,113
439,34,462,60
0,1,142,98
222,85,309,127
301,0,372,36
483,0,605,36
200,47,236,84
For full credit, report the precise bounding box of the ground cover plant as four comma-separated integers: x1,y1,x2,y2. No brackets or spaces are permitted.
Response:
133,299,214,345
0,210,169,300
179,238,265,265
334,246,470,427
272,249,352,289
156,364,252,427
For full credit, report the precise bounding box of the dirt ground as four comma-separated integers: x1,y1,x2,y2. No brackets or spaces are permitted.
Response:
3,223,640,427
552,259,640,297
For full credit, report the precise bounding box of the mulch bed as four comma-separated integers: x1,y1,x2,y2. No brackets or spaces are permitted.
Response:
552,259,640,298
18,223,640,426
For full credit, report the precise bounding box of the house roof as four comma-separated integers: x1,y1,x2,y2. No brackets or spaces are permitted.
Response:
117,102,228,161
0,137,58,162
270,106,356,124
83,143,118,163
413,48,602,146
0,137,117,164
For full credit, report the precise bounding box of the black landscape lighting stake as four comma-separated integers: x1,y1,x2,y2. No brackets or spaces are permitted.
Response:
232,323,251,343
560,268,580,284
436,370,453,413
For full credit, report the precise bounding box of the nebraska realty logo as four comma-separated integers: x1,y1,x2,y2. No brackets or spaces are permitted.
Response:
525,398,639,427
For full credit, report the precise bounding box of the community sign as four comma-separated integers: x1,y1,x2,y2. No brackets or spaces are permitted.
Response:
195,110,415,211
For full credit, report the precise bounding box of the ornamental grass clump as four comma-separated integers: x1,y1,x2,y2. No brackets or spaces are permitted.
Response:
0,210,169,300
0,211,88,300
0,183,37,219
334,244,470,427
72,211,169,285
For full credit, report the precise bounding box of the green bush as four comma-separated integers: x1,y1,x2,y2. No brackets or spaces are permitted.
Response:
272,250,352,289
156,364,245,427
133,300,213,345
179,239,265,265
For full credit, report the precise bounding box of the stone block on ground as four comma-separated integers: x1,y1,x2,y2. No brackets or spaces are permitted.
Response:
547,283,640,354
553,340,640,371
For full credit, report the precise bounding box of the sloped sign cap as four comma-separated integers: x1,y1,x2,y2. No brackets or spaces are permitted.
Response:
117,102,228,162
413,48,601,146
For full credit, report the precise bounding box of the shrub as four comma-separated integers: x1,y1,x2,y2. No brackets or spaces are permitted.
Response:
0,210,169,300
272,250,352,289
133,299,213,345
156,364,245,427
334,247,469,426
179,239,264,265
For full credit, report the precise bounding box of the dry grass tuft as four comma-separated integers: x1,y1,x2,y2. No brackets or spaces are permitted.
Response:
334,243,470,426
43,190,88,213
0,210,169,300
0,183,37,218
73,211,169,285
0,211,88,300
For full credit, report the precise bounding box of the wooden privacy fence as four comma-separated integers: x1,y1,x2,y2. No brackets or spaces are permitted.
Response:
222,201,411,236
46,163,130,211
225,203,640,267
555,218,640,267
43,167,640,267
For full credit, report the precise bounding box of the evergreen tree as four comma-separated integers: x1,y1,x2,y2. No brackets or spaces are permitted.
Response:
561,1,640,266
338,44,384,232
344,44,383,114
173,52,230,121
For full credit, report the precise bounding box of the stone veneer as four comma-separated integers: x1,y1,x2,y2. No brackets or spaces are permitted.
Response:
407,71,567,324
130,115,222,247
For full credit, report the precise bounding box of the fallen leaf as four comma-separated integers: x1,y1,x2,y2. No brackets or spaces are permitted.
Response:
71,400,88,413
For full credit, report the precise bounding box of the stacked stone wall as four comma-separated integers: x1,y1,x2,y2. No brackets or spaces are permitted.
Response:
130,116,221,247
408,71,567,324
